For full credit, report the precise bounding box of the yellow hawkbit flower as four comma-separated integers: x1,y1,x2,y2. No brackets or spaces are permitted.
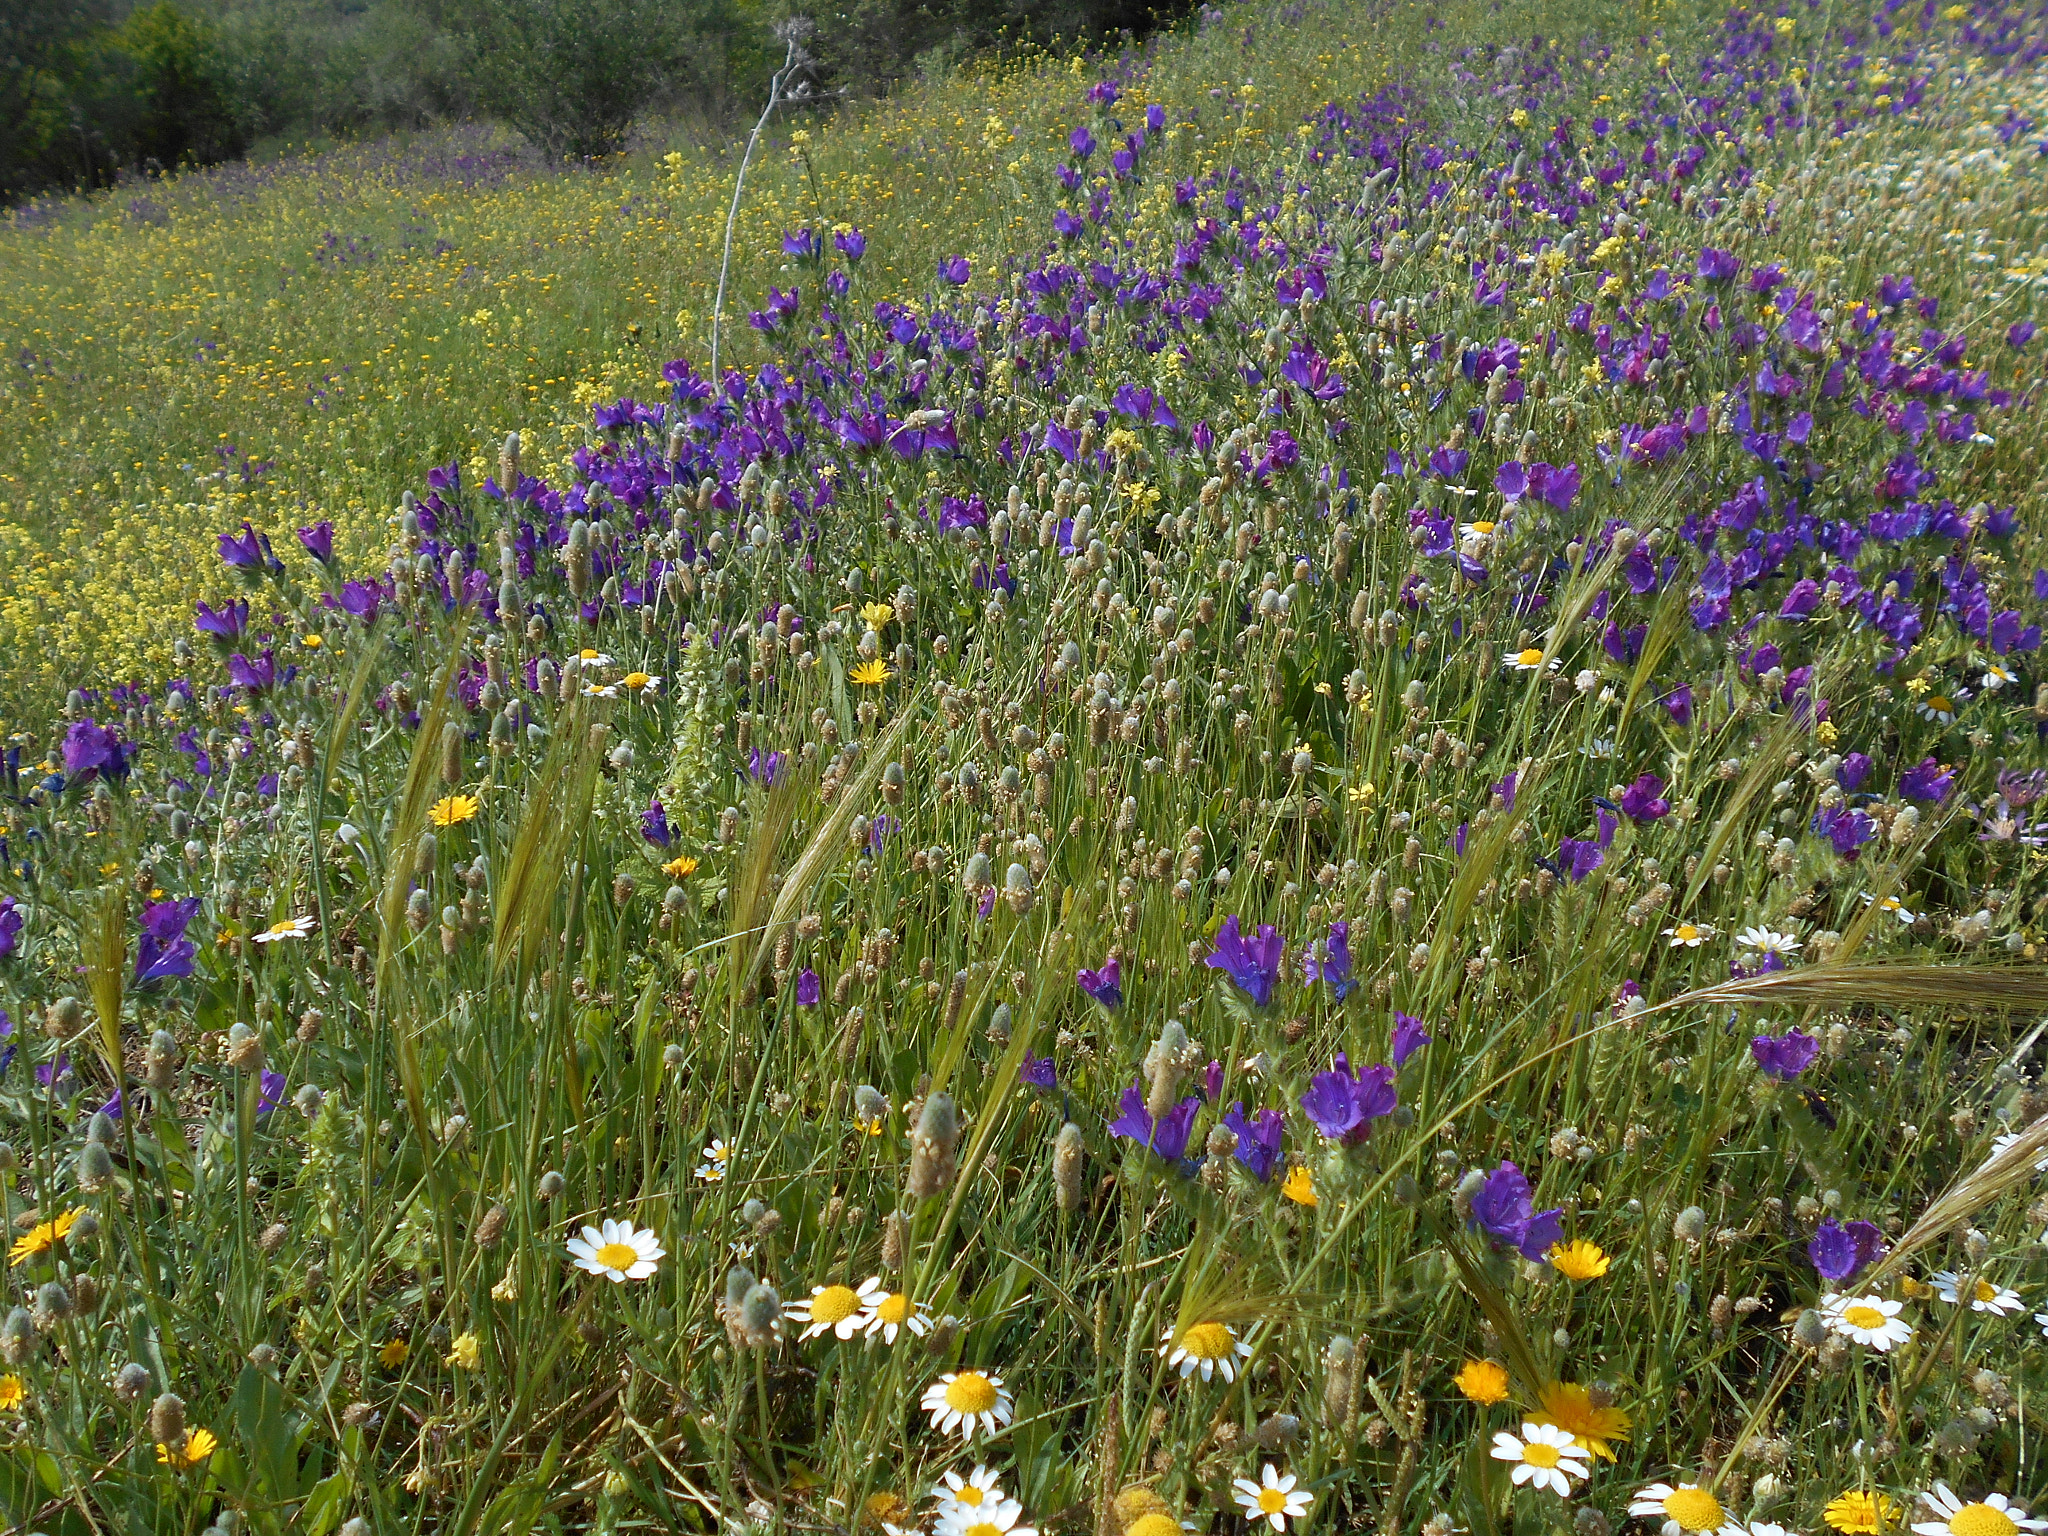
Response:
9,1209,81,1266
1548,1240,1611,1280
1281,1165,1317,1206
1454,1359,1511,1404
379,1337,410,1369
157,1427,219,1470
428,793,480,827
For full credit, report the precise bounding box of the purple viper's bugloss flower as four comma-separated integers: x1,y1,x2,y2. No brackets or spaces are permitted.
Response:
194,600,249,639
296,520,335,565
1108,1081,1199,1162
1302,920,1354,999
1619,773,1670,822
1077,956,1123,1010
795,968,821,1006
1020,1053,1058,1090
1751,1028,1820,1080
1899,757,1954,804
0,897,21,959
1392,1012,1433,1066
641,796,672,848
937,255,970,285
1223,1102,1284,1182
1298,1052,1397,1144
1468,1159,1564,1262
62,719,130,782
1203,915,1284,1007
1809,1217,1886,1281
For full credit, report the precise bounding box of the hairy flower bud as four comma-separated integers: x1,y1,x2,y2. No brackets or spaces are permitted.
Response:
1054,1121,1087,1213
906,1093,960,1199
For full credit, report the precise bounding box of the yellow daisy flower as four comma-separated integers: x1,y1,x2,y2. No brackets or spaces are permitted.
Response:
1534,1381,1631,1459
662,854,700,879
1549,1239,1611,1280
9,1209,81,1267
157,1427,219,1470
1281,1165,1317,1206
850,658,894,687
1453,1359,1511,1404
379,1337,410,1369
860,600,896,629
1827,1492,1900,1534
429,793,480,827
0,1373,25,1410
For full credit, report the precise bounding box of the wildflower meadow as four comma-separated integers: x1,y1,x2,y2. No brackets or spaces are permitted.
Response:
4,0,2048,1530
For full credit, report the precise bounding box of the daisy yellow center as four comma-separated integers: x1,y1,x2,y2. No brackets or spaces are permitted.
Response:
955,1486,988,1508
1841,1304,1887,1330
593,1242,640,1271
1950,1506,2017,1536
1974,1278,1998,1303
1470,520,1496,535
962,1523,1001,1536
945,1372,998,1413
876,1293,911,1324
1522,1441,1562,1469
1674,925,1699,941
1927,696,1951,712
810,1285,861,1324
1259,1489,1290,1514
1517,648,1545,666
1665,1489,1725,1532
266,919,299,936
624,672,652,689
1177,1321,1235,1359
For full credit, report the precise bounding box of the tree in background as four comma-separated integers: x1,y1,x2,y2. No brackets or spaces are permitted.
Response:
0,0,243,200
445,0,772,160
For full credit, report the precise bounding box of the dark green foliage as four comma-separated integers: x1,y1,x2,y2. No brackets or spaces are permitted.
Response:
442,0,772,159
0,0,244,200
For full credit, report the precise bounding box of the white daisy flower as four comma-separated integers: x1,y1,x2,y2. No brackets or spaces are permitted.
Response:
565,1218,665,1282
932,1465,1006,1523
1663,922,1715,948
920,1370,1014,1442
1986,1131,2048,1173
1159,1320,1253,1383
1629,1481,1746,1536
785,1277,884,1340
936,1496,1036,1536
1489,1422,1588,1497
1981,663,2018,692
1232,1464,1314,1530
1915,691,1964,724
696,1139,733,1182
1911,1483,2047,1536
861,1286,933,1344
1821,1292,1914,1351
575,649,615,667
622,671,663,694
582,682,620,699
1931,1271,2025,1315
1736,925,1802,958
253,914,317,943
1510,647,1561,673
1861,892,1919,924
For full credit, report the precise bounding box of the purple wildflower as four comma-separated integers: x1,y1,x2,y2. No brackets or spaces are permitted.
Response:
1223,1103,1284,1181
1108,1081,1200,1162
297,521,335,565
641,796,673,847
134,897,201,986
1899,758,1954,804
1298,1052,1397,1144
1020,1053,1058,1090
1392,1013,1433,1066
1303,920,1354,999
0,897,20,959
1077,956,1123,1010
748,748,787,786
1750,1027,1820,1080
1619,773,1670,822
1809,1217,1886,1282
194,600,249,639
795,968,821,1006
1203,915,1284,1007
1468,1160,1565,1262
